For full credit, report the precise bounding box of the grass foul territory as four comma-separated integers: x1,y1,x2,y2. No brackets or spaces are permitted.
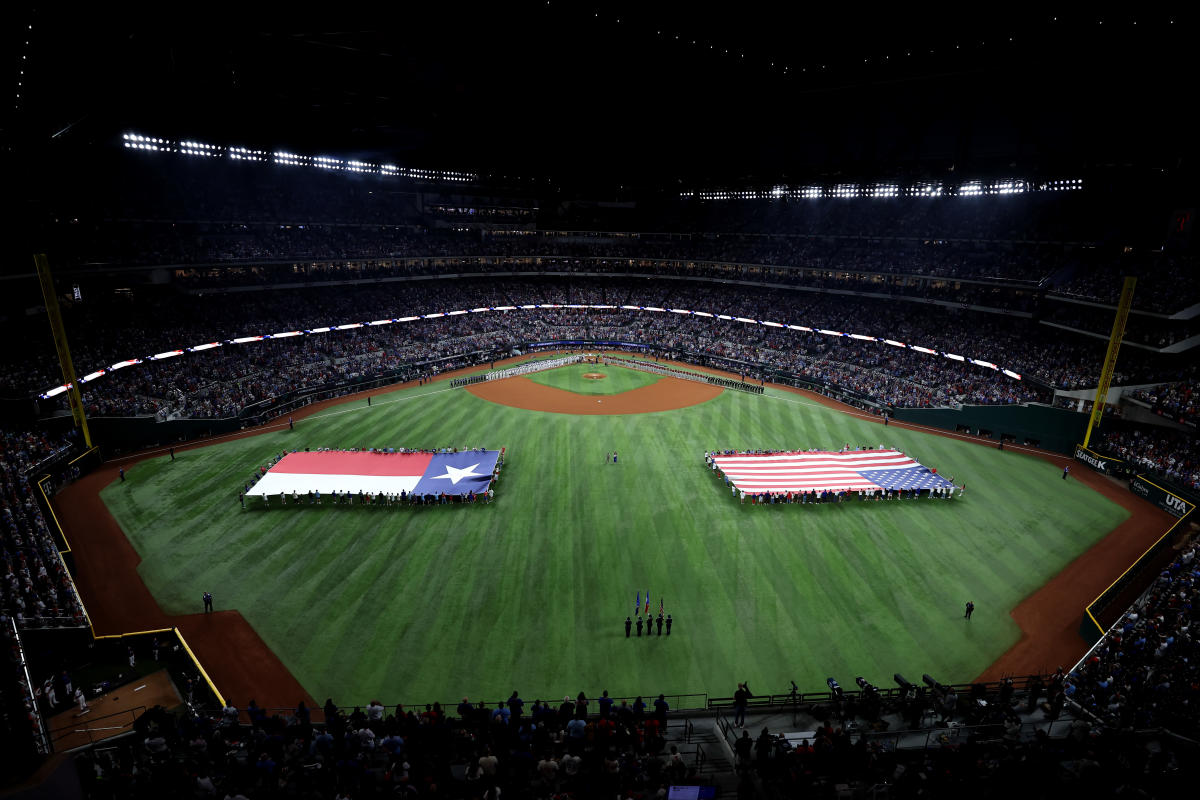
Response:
100,375,1128,704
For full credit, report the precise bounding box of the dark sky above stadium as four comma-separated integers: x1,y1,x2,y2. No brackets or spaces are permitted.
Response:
5,4,1196,189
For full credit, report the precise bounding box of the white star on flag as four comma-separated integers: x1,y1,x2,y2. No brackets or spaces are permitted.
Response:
430,463,486,485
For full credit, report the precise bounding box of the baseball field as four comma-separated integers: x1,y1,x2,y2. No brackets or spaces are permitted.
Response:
59,356,1160,708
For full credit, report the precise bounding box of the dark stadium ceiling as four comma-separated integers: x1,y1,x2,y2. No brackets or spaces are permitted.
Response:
5,4,1197,190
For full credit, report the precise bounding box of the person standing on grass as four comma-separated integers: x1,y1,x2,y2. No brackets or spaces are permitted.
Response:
964,601,975,620
169,447,175,461
1063,465,1071,480
119,467,125,482
666,614,673,635
625,617,632,638
203,591,213,613
636,616,644,637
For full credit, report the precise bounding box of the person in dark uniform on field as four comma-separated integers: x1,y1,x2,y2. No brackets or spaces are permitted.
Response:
169,447,175,461
203,591,213,613
1062,465,1070,480
656,614,664,635
964,601,975,620
636,616,644,637
289,416,295,430
625,617,632,638
665,614,673,635
119,467,125,482
239,493,245,509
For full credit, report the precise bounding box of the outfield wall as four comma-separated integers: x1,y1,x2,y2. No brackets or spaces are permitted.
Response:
892,404,1089,455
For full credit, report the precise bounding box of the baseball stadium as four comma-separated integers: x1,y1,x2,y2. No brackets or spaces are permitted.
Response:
2,8,1197,799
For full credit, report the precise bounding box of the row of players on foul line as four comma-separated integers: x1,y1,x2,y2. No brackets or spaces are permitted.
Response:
243,487,496,507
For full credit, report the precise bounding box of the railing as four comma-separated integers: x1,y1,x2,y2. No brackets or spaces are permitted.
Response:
246,692,710,725
855,718,1073,751
8,617,50,755
708,676,1043,711
718,704,1074,755
30,455,94,632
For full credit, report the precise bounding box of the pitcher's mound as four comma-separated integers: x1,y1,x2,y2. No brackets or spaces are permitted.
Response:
582,372,607,380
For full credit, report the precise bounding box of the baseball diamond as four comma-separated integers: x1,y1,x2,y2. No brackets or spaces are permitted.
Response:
5,21,1196,792
69,355,1138,706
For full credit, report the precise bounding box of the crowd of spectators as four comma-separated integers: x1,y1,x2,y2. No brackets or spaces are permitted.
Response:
74,690,700,799
6,269,1185,421
1068,538,1199,738
1128,377,1199,424
1094,427,1200,491
63,675,1193,799
14,277,1184,420
1052,253,1200,315
1041,302,1197,347
0,428,86,630
745,712,1179,798
56,222,1072,286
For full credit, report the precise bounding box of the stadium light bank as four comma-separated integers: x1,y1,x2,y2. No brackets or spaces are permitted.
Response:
121,133,476,183
680,178,1082,201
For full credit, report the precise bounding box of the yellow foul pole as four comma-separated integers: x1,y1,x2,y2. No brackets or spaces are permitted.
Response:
1082,276,1136,448
34,254,92,448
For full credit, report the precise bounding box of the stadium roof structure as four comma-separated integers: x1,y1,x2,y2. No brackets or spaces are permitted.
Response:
5,6,1197,191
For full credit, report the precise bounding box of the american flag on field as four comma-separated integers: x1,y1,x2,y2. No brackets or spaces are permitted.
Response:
711,449,956,494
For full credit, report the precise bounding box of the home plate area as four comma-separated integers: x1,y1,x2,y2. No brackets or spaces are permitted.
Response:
244,450,500,498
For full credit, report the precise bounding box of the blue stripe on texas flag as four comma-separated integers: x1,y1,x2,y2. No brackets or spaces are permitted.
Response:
857,467,955,491
411,450,499,496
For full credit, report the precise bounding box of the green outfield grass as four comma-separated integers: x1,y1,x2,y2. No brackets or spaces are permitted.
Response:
101,373,1129,706
528,363,660,395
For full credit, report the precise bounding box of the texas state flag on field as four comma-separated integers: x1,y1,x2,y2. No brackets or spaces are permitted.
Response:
245,450,499,498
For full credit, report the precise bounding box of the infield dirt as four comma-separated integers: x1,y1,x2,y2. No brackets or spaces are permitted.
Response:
467,373,721,414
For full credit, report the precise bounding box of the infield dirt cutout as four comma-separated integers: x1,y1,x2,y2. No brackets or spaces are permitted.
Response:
468,373,722,414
